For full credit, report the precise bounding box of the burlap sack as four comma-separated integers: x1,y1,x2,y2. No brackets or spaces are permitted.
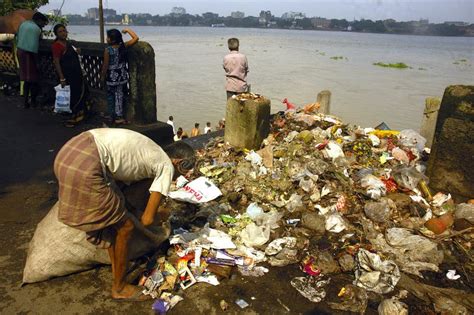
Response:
23,180,169,284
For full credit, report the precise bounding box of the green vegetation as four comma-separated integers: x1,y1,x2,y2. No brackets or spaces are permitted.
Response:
330,56,348,61
454,59,468,64
1,0,49,15
373,62,411,69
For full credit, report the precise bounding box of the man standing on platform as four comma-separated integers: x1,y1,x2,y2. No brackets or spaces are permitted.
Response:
223,37,249,100
16,12,48,108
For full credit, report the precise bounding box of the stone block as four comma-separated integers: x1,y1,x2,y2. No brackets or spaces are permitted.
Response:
224,96,271,150
317,90,331,114
127,41,157,124
427,85,474,199
419,97,441,148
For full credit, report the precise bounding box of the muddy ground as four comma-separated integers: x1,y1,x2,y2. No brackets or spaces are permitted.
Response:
0,94,468,315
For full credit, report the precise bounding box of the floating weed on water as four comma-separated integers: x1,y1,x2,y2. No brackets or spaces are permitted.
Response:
418,67,427,71
330,56,344,60
373,62,411,69
453,59,469,65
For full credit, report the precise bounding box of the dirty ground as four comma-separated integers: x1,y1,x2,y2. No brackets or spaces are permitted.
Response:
1,94,473,314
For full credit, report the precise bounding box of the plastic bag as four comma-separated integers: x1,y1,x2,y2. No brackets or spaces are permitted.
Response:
354,249,400,294
291,276,330,303
360,175,386,200
378,298,408,315
168,177,222,204
399,129,426,153
54,84,71,113
369,228,443,277
240,223,270,247
392,166,428,191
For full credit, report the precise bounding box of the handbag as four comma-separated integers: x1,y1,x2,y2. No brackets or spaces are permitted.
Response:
54,84,71,113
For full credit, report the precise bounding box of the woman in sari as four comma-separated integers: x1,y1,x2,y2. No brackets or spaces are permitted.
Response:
51,24,87,127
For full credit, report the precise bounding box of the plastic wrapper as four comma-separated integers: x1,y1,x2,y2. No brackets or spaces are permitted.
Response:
286,193,303,212
392,165,428,191
240,223,270,247
360,175,386,200
265,237,297,255
354,249,400,294
324,141,345,160
369,228,443,277
325,213,346,233
399,129,426,153
246,203,264,220
291,277,330,303
377,298,408,315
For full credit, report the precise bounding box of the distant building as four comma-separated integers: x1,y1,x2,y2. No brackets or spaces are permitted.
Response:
87,8,98,19
311,17,330,29
87,8,117,19
202,12,219,19
231,11,245,19
171,7,186,16
281,12,306,20
419,19,429,25
444,21,468,26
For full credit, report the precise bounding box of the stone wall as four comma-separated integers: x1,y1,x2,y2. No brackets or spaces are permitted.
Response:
427,85,474,199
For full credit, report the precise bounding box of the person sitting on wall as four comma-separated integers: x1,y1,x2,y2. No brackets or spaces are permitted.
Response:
174,127,183,141
191,122,201,137
54,128,195,301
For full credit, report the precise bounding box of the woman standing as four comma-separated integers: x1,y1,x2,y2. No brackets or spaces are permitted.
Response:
100,28,139,125
51,24,87,127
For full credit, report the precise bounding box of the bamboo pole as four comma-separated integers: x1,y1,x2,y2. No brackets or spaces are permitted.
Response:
98,0,104,43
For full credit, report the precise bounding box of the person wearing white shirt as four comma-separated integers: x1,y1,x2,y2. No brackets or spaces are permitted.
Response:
166,116,176,135
204,122,212,134
54,128,195,301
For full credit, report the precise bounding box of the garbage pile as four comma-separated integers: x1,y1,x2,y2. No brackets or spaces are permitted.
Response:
140,103,473,314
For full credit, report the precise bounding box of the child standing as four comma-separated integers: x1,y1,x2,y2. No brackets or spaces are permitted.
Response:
100,28,139,124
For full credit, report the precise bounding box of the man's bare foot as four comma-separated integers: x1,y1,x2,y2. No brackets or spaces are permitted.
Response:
111,284,150,301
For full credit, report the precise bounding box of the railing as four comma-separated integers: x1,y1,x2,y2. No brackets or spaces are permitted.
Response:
0,39,106,90
0,40,157,124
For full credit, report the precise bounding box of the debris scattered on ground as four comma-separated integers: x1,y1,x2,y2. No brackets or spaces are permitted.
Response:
34,103,474,312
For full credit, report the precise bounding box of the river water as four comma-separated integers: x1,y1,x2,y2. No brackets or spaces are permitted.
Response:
67,25,473,131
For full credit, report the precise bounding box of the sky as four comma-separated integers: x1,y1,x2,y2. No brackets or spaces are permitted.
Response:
41,0,474,23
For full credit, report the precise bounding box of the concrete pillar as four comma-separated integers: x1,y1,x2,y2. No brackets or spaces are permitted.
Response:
127,41,157,124
317,90,331,114
420,97,441,148
427,85,474,200
224,95,271,150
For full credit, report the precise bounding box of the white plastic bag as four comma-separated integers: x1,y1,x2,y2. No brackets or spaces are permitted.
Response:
54,84,71,113
168,177,222,204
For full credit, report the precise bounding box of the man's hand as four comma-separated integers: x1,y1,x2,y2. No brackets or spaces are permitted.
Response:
141,212,154,226
140,191,163,227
